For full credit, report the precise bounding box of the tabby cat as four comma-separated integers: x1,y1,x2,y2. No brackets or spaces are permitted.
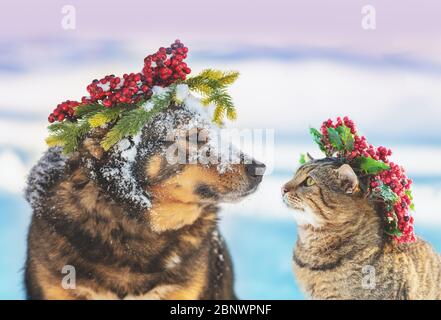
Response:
282,158,441,300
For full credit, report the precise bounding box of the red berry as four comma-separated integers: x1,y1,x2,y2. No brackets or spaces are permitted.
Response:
318,116,415,243
102,99,112,107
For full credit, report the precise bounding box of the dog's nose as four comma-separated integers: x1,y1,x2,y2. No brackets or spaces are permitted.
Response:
246,160,266,180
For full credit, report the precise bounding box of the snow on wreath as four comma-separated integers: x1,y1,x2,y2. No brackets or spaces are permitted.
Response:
46,40,239,154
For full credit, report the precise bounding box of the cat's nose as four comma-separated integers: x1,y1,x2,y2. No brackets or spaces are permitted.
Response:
281,185,289,196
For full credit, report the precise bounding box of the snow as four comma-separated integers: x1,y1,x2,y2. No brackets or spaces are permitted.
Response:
151,85,171,97
211,229,225,280
175,84,190,103
25,147,67,211
141,101,154,111
182,94,210,121
100,132,151,209
116,138,132,155
139,98,248,174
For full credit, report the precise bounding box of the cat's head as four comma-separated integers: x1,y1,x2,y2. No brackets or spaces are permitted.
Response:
282,158,367,228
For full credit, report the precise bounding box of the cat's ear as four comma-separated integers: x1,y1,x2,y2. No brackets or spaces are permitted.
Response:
335,164,358,194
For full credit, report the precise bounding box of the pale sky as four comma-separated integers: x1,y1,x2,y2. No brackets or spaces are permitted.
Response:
1,0,441,62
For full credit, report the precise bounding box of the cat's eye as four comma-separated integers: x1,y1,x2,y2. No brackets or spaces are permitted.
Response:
304,177,315,187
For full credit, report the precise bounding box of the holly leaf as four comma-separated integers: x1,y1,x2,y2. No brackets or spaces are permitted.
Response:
356,156,390,175
378,184,400,204
385,224,403,237
384,214,403,237
405,190,413,201
310,127,322,143
336,125,354,151
403,190,415,210
327,127,344,151
310,128,326,154
299,153,307,165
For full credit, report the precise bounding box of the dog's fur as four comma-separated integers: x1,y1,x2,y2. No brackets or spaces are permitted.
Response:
25,106,264,300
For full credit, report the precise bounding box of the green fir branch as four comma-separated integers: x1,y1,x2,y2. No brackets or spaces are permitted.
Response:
100,108,150,151
46,120,91,154
151,84,177,109
309,128,327,155
101,90,174,150
74,103,104,118
184,69,239,125
45,69,240,153
201,88,236,124
88,107,124,128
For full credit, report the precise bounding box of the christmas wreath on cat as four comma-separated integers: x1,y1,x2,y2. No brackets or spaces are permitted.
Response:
301,117,415,243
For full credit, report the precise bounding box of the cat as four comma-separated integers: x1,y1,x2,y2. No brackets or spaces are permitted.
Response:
282,157,441,300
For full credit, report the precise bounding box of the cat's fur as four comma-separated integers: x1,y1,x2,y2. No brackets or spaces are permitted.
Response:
283,158,441,300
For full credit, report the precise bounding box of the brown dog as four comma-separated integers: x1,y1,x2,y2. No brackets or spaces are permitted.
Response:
25,106,265,299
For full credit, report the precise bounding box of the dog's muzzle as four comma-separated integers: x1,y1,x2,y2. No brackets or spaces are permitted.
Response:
245,160,266,183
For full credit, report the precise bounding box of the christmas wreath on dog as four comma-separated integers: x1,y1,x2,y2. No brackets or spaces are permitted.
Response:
46,40,239,153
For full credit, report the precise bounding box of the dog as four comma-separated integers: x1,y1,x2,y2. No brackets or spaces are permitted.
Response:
25,105,265,299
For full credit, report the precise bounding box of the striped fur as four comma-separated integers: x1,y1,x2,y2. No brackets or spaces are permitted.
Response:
283,158,441,300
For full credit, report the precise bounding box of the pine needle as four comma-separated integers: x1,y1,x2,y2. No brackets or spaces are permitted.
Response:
184,69,239,125
218,71,239,86
46,120,90,154
88,107,123,128
101,108,150,151
45,135,65,147
45,69,239,153
74,103,104,117
100,90,174,151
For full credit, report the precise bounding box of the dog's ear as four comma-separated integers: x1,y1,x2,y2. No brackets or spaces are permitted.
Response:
83,137,105,159
81,128,107,160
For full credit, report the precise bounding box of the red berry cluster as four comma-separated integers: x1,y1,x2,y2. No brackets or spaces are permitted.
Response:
142,39,191,87
320,116,415,243
48,40,191,123
48,100,80,123
374,164,414,243
83,73,148,108
320,117,393,162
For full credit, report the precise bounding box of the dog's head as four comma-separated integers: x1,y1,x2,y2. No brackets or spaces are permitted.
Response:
81,106,265,231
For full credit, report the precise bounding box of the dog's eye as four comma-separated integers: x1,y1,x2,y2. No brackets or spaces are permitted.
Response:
304,177,315,187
